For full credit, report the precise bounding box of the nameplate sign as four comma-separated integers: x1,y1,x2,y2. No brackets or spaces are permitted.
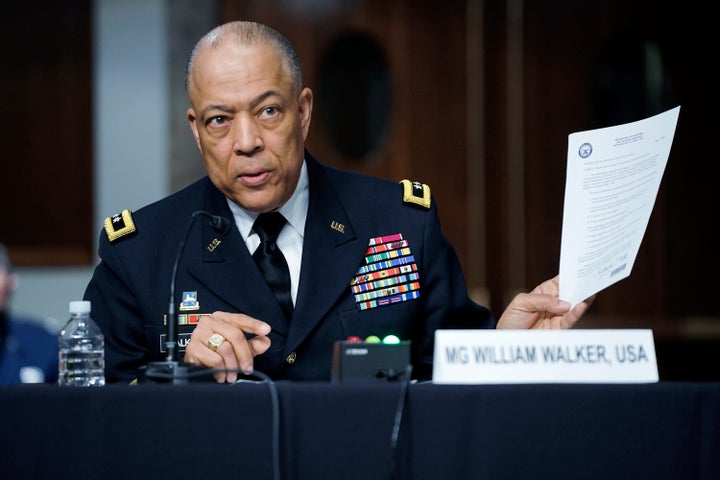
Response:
433,329,658,384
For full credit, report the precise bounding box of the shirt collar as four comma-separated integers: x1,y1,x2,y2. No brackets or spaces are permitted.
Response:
227,159,309,241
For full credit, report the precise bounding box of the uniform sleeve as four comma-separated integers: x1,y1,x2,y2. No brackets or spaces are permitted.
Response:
83,233,150,383
413,197,496,380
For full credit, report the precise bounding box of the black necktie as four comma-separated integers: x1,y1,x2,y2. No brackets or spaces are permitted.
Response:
252,212,293,320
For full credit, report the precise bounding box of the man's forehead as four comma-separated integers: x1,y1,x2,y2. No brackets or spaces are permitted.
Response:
194,75,291,113
199,39,281,74
190,42,289,98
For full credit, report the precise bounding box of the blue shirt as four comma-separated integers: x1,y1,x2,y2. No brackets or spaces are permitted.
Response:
0,313,58,385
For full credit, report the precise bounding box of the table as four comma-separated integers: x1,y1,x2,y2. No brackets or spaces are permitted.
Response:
1,381,718,479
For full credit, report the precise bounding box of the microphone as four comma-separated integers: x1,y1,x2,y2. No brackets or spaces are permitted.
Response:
209,214,232,235
139,210,231,384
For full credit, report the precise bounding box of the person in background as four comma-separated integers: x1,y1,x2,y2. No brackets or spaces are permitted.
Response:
84,21,593,384
0,243,58,384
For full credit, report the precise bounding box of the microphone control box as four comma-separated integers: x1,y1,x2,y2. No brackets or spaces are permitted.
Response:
331,340,411,382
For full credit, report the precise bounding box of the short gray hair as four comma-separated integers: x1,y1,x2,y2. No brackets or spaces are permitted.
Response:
185,21,303,95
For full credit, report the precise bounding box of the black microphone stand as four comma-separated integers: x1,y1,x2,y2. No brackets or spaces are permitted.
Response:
138,211,229,384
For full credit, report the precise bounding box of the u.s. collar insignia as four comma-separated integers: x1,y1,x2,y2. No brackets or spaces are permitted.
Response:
331,220,345,233
179,291,200,311
103,209,137,243
400,179,431,210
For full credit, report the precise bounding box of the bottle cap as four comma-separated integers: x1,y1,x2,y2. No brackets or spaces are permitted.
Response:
69,300,91,314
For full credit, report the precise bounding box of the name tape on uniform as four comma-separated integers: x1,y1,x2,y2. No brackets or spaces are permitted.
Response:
432,329,658,384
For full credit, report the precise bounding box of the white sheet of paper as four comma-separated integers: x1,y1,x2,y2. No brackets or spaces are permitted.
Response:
559,106,680,307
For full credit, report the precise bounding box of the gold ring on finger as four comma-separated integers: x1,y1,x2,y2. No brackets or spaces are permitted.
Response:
208,333,225,352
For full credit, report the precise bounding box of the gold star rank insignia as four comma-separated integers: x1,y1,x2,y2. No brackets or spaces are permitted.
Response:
103,209,137,243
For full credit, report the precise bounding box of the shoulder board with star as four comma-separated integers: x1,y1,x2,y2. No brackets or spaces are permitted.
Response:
399,179,431,210
103,209,137,243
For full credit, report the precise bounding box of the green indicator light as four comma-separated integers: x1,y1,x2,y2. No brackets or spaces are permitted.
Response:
382,335,400,344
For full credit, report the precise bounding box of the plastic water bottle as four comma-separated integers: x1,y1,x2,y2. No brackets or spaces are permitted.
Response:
58,300,105,386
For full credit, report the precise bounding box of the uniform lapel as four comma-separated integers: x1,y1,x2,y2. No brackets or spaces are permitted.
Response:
288,157,366,351
183,180,290,335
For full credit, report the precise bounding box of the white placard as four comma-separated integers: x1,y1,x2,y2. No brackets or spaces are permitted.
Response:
432,329,658,384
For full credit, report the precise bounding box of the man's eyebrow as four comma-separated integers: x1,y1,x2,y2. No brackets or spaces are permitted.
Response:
198,91,283,119
250,90,282,109
199,104,234,119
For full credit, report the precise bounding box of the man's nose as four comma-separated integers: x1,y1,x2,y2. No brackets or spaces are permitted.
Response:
233,116,263,155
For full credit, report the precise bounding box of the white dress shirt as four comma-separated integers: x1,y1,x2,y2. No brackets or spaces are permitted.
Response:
226,160,309,305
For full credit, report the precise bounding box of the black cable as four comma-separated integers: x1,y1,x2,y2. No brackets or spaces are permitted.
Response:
166,210,230,362
231,370,281,480
141,367,281,480
389,364,413,480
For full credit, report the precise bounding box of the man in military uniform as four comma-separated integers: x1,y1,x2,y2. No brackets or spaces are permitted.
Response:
84,21,592,384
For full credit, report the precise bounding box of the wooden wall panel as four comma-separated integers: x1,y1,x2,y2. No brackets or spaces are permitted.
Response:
2,2,93,265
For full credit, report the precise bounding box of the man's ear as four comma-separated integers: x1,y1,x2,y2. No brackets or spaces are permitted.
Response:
298,87,313,140
187,107,202,151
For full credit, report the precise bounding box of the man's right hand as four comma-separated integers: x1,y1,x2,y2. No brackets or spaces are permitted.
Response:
184,311,272,383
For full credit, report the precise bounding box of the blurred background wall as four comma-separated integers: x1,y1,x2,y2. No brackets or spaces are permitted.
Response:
6,0,175,328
